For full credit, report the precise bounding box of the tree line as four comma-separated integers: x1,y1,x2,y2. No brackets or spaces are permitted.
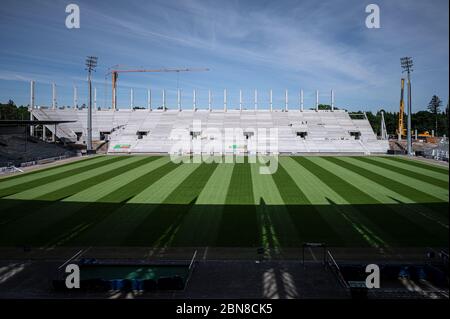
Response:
0,100,30,121
315,96,448,137
362,96,448,137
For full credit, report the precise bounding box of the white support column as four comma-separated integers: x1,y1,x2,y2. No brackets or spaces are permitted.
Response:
162,89,166,111
269,89,273,112
208,90,212,112
30,80,35,110
315,90,319,111
112,87,117,111
73,86,78,110
130,88,134,108
30,80,35,136
331,89,334,111
254,89,258,110
177,89,181,111
224,89,227,112
148,89,152,111
285,89,288,111
52,83,56,110
300,89,304,112
380,111,387,140
193,89,196,111
239,89,242,111
94,87,97,109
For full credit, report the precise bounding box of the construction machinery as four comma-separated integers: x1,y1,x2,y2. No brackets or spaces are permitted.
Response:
106,67,209,110
396,78,406,138
396,78,432,140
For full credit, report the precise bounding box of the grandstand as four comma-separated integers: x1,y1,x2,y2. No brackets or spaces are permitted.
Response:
0,125,76,167
31,108,389,155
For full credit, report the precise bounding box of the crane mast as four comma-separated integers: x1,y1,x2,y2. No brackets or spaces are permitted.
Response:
107,67,209,110
397,78,406,138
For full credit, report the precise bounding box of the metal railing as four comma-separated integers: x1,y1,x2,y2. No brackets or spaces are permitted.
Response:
325,250,350,289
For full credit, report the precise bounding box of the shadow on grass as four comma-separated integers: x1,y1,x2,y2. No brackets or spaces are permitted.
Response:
0,199,448,248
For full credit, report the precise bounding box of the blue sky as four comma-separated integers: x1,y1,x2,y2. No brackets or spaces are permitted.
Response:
0,0,448,112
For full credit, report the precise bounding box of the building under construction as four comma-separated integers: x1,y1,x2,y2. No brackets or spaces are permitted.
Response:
28,80,388,155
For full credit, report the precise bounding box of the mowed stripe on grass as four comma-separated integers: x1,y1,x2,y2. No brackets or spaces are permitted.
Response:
36,156,155,201
294,157,392,247
0,156,133,222
124,163,218,246
71,162,194,246
327,157,448,219
307,157,447,245
272,160,343,244
318,157,448,245
370,157,448,182
173,163,234,245
196,163,234,204
0,155,447,248
67,156,170,202
251,163,299,247
0,155,102,183
218,163,258,246
4,156,128,200
0,157,166,245
383,156,449,174
279,157,365,246
348,157,448,201
0,157,152,225
356,157,448,189
0,156,114,197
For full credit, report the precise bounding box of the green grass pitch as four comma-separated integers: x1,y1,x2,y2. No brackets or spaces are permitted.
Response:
0,155,448,249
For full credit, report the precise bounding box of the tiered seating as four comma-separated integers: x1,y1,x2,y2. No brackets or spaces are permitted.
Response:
0,134,74,166
32,108,389,154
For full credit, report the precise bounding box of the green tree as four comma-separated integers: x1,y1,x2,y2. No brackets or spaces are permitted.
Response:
427,95,442,135
17,106,30,120
0,100,17,120
0,101,30,120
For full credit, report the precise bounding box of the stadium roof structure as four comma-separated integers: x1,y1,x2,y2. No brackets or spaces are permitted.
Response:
0,120,76,126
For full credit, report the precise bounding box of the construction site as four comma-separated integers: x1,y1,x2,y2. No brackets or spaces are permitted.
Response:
0,0,448,305
0,62,446,168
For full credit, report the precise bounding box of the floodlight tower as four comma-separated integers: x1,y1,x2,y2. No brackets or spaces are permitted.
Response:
85,56,98,153
401,57,413,156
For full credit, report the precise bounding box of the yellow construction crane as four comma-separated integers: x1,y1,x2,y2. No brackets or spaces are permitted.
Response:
397,78,406,138
106,67,209,110
396,78,432,140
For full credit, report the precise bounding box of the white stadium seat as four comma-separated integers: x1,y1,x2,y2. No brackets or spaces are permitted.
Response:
31,109,389,155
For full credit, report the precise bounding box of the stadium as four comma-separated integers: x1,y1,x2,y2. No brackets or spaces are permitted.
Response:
0,0,448,304
29,94,389,155
0,85,448,299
